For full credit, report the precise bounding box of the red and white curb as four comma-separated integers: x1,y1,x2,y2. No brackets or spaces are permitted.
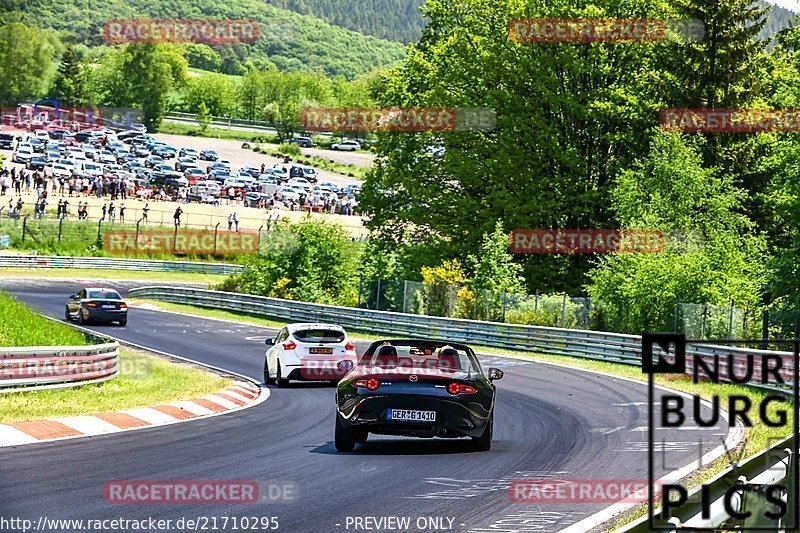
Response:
0,380,265,447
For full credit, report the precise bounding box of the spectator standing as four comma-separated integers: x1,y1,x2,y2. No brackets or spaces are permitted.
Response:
228,212,233,231
142,203,149,223
173,206,183,227
233,212,239,232
119,203,125,223
108,202,116,223
101,203,107,222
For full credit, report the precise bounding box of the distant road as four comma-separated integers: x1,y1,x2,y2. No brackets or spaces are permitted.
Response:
164,115,376,168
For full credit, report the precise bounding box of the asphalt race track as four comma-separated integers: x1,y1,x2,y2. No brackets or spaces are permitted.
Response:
0,279,732,533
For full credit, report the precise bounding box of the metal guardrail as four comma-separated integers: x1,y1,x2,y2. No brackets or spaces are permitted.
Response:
0,254,244,275
0,341,120,393
126,287,795,396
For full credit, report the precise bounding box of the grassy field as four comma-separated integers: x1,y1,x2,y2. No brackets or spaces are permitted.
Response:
0,347,231,423
0,267,226,285
0,291,88,347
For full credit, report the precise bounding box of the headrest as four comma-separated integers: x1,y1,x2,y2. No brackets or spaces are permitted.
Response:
374,345,398,368
437,347,459,372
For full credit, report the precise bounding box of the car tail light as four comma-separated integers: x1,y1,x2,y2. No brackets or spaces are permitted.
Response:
345,342,355,351
282,341,297,350
447,382,478,395
354,378,380,391
119,303,128,309
85,302,97,307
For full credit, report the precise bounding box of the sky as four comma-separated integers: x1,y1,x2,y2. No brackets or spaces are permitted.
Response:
769,0,800,12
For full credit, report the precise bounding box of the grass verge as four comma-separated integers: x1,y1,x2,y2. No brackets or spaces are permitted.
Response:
0,291,88,346
0,347,231,423
0,267,225,284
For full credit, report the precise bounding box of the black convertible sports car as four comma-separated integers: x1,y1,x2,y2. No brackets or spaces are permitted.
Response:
334,339,503,452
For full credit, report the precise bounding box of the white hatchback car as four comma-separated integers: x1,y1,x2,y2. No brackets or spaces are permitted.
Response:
264,323,357,387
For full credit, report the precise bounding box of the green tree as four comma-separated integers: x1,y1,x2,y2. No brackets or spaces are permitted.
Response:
184,73,236,117
197,101,210,133
124,43,188,131
0,23,56,104
360,0,674,294
227,219,360,305
50,44,84,106
587,131,765,333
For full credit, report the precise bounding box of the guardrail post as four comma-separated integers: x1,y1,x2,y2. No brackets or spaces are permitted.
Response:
21,214,28,243
96,220,102,247
376,279,381,310
560,294,567,328
257,224,263,250
213,222,220,255
58,216,63,243
0,205,4,221
173,224,178,254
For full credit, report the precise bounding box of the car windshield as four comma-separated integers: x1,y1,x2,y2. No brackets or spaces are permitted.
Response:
358,341,482,374
87,289,122,300
293,328,346,343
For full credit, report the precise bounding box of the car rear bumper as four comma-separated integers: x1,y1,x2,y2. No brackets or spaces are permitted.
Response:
85,309,127,322
338,394,490,438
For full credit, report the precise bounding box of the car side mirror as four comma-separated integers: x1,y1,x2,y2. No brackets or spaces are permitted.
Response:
264,338,275,346
488,368,504,381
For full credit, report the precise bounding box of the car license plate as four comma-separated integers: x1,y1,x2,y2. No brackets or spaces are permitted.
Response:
387,409,436,422
102,305,116,309
310,347,333,354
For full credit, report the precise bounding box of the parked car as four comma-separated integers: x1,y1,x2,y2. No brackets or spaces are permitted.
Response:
47,163,73,179
199,149,219,161
27,156,47,171
289,165,318,183
184,167,206,184
244,191,272,207
13,147,34,164
331,139,361,151
179,147,198,158
0,133,15,149
174,156,198,172
286,136,315,148
276,186,301,201
152,145,176,159
97,150,117,164
144,155,164,168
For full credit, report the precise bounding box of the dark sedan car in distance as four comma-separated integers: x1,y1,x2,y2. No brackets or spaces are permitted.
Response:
199,149,219,161
65,287,128,326
334,339,502,452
